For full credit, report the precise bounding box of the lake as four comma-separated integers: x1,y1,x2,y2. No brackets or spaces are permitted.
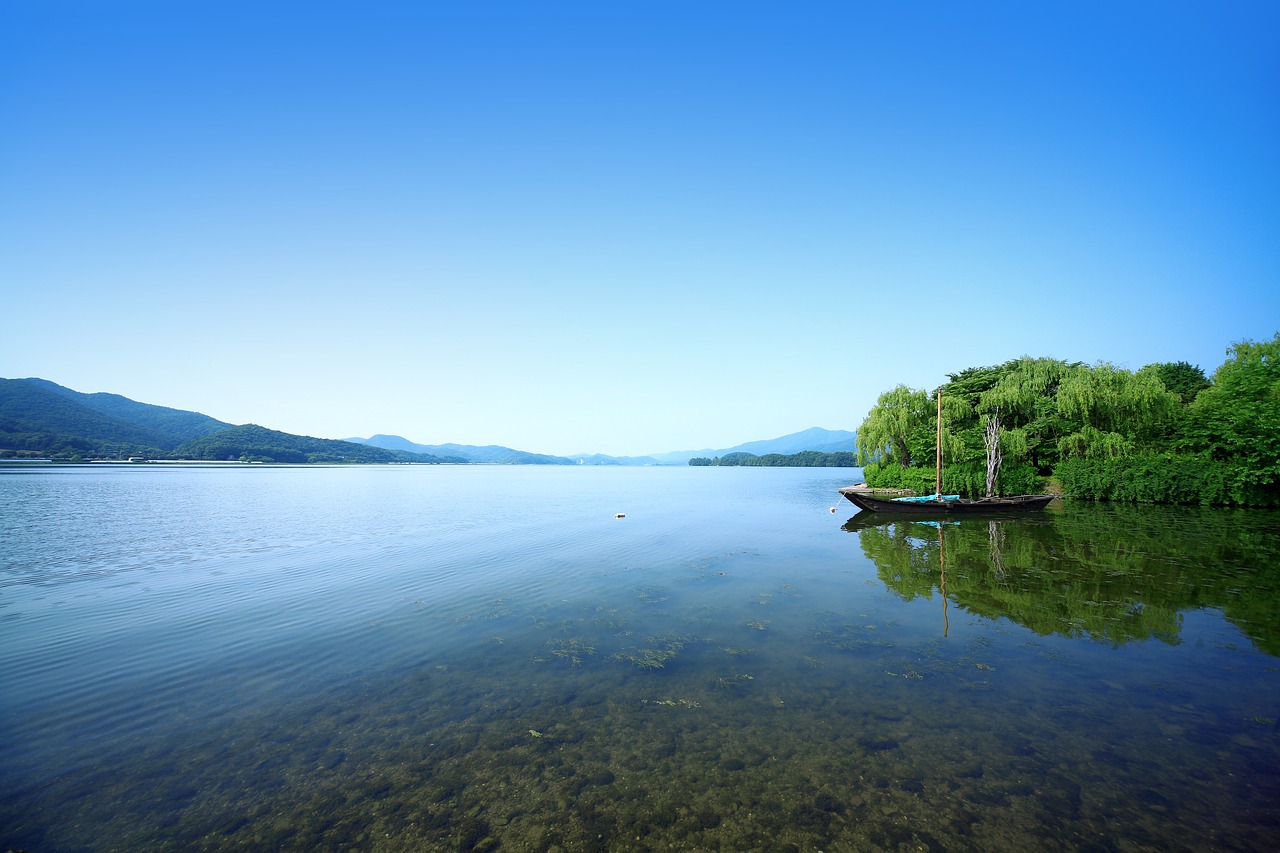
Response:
2,464,1278,851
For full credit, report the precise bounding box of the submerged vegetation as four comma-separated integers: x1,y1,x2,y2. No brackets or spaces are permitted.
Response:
11,498,1277,851
856,333,1280,506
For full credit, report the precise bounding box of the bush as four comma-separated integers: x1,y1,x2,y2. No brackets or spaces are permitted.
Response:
944,461,1044,497
1055,456,1280,506
864,461,1043,497
863,461,939,494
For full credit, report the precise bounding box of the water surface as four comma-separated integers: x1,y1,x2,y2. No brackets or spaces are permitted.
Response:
2,465,1277,851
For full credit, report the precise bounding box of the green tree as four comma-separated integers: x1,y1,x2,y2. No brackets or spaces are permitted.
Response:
1182,334,1280,493
856,385,931,468
1054,363,1180,459
1142,360,1210,404
977,357,1078,472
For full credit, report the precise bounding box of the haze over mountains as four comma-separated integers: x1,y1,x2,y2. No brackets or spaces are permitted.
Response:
1,377,855,464
347,426,858,466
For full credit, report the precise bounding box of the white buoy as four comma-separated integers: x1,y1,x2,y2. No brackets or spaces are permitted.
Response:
829,506,837,513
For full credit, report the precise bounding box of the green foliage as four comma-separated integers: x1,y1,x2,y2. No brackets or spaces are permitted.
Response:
688,451,859,467
1142,360,1210,403
944,460,1044,498
863,460,1041,497
175,425,449,464
976,357,1079,472
852,504,1280,654
1056,456,1279,506
1,378,459,464
863,461,934,493
1,378,173,459
856,517,1182,646
855,385,931,467
862,460,940,493
1180,333,1280,493
1048,336,1278,504
1054,363,1179,459
854,335,1279,505
25,378,232,442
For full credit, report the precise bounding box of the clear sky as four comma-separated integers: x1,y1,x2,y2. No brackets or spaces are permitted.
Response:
2,1,1277,457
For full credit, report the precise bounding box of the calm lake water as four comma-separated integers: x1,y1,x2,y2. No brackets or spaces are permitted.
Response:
2,464,1278,852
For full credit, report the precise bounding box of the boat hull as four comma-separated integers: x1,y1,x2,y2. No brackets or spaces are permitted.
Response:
839,488,1056,515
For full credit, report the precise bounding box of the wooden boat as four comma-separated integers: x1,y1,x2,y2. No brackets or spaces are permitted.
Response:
840,387,1055,515
839,488,1055,515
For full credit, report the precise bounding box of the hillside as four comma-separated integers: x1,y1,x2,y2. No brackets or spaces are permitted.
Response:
176,425,458,464
1,378,185,458
2,377,859,466
0,379,455,463
26,378,232,442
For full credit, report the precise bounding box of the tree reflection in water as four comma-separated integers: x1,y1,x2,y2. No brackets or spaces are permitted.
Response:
844,502,1280,654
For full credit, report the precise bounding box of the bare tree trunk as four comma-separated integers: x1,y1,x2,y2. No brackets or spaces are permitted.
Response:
984,411,1003,498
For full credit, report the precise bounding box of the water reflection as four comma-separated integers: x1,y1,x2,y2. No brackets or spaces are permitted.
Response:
5,469,1279,852
844,503,1280,654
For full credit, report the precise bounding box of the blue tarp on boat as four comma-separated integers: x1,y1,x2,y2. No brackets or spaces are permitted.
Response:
892,494,960,503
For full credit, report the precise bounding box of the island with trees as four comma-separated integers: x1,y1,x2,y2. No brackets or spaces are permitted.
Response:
688,451,859,467
853,333,1278,507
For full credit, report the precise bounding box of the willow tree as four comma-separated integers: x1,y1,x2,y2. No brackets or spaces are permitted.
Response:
856,385,931,467
1054,363,1180,459
978,357,1079,472
942,363,1019,467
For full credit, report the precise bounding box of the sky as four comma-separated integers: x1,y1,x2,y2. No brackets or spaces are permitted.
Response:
2,1,1277,457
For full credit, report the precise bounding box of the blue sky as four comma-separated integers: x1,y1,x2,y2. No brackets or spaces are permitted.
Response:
2,1,1277,457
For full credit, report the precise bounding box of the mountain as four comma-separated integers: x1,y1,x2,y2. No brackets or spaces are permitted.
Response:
566,453,663,466
176,425,456,464
353,428,856,467
0,377,219,458
3,377,857,467
348,435,571,465
0,379,450,463
647,427,857,465
23,378,232,442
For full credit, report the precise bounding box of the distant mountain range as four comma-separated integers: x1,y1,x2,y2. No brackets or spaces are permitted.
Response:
348,427,858,466
645,426,858,465
1,377,856,465
345,434,574,465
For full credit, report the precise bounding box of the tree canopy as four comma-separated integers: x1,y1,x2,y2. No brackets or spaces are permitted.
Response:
1179,333,1280,494
855,385,931,468
856,333,1280,505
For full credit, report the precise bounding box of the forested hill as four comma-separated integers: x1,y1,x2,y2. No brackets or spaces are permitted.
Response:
689,451,859,467
0,378,456,463
174,425,462,464
1,378,211,458
23,377,233,442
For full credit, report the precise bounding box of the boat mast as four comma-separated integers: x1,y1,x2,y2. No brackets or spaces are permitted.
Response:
935,387,943,500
